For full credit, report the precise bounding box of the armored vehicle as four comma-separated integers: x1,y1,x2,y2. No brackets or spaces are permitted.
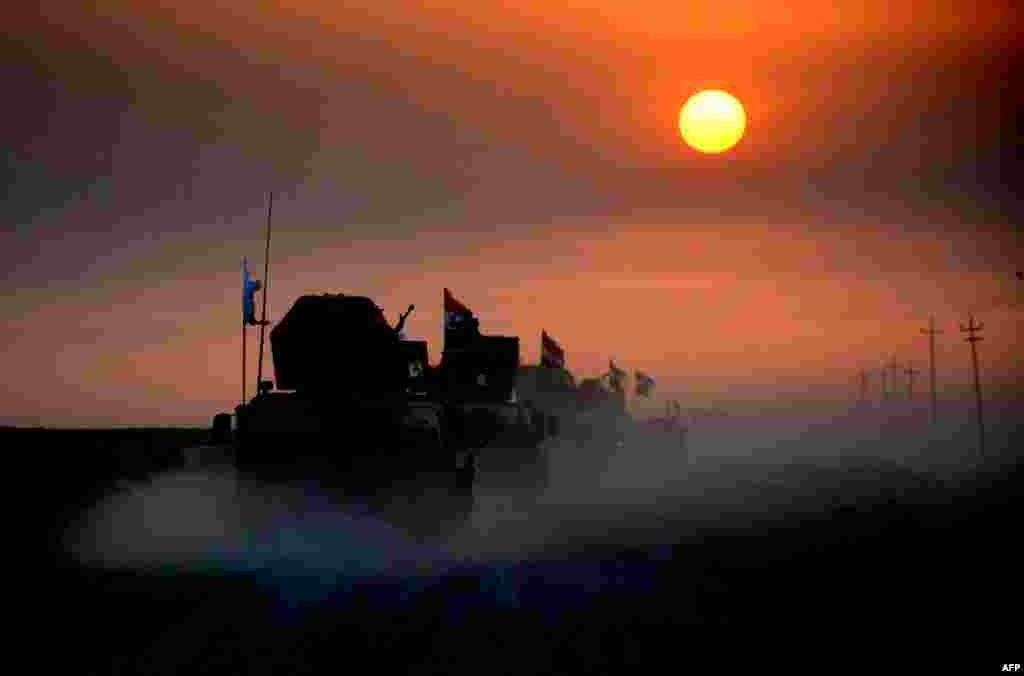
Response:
231,293,475,534
516,364,577,438
434,323,551,489
576,376,627,417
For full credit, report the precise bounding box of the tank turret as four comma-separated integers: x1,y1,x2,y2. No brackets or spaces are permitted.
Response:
269,294,427,397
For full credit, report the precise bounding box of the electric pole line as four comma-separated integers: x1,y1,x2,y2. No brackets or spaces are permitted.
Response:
960,313,986,459
858,369,869,406
904,363,920,401
920,316,943,425
880,361,889,403
887,357,903,401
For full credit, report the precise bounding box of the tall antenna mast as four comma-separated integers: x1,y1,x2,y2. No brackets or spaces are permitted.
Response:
242,264,247,408
256,192,274,397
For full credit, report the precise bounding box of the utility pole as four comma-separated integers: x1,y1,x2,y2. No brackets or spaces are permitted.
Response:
920,316,943,425
887,357,903,401
904,363,920,401
858,369,869,406
881,362,888,402
960,314,986,458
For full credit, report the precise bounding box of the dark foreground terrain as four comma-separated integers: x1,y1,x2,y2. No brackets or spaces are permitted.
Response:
25,423,1022,673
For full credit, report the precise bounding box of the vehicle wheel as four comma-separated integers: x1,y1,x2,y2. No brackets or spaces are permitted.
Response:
548,414,561,438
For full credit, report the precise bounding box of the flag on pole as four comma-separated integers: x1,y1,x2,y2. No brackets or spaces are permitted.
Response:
635,371,656,397
242,256,263,325
541,330,565,369
443,288,472,327
443,288,478,347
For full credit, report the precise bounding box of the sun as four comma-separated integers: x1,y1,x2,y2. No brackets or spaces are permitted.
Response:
679,90,746,154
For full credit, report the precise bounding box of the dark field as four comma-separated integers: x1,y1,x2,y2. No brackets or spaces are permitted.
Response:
26,412,1022,673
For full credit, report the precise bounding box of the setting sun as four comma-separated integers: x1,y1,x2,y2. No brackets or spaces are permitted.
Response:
679,90,746,154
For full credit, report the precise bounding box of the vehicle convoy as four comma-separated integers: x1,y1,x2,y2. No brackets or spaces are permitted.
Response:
576,374,627,417
514,364,575,442
220,289,557,530
434,289,557,487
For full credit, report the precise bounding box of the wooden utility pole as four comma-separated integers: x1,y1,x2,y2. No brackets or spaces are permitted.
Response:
858,369,869,406
960,314,986,458
920,316,943,425
904,363,920,401
887,357,903,401
881,362,889,402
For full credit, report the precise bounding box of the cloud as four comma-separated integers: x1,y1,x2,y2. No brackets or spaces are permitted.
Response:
595,278,717,291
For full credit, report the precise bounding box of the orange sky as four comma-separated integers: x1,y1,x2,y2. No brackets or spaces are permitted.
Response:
3,2,1021,425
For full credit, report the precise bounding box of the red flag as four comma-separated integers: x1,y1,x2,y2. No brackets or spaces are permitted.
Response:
443,288,477,347
444,288,471,317
541,330,565,369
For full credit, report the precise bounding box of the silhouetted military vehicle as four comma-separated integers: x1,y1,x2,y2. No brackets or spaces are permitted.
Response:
231,293,475,535
516,364,577,438
576,376,627,417
435,322,552,489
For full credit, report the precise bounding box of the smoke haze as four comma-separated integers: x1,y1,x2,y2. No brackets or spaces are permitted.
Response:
62,397,1021,608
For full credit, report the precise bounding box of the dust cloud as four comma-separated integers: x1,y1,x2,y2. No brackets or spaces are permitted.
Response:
61,397,1021,604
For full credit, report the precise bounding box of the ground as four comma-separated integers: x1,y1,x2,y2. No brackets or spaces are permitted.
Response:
23,414,1022,673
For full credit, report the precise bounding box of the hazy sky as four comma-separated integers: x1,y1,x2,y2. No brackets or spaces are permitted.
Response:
4,2,1022,426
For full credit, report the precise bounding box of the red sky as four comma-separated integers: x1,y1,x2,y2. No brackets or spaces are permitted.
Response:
3,2,1021,426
